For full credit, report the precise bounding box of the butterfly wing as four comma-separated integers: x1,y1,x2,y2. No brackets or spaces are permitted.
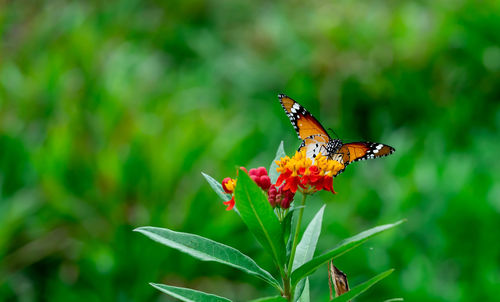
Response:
298,134,331,159
278,94,330,140
325,142,394,178
337,142,395,164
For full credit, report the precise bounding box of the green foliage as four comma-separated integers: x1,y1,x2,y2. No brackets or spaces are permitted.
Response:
292,206,324,301
234,171,285,270
139,163,401,300
269,141,286,184
249,296,288,302
291,220,405,287
292,206,325,271
150,283,231,302
331,269,394,302
202,172,232,202
297,278,310,302
134,226,280,288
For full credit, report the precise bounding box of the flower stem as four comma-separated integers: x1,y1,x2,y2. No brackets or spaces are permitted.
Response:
282,275,290,300
287,192,307,277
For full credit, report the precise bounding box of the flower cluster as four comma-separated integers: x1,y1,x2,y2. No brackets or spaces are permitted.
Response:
221,167,295,211
275,150,343,194
220,150,342,211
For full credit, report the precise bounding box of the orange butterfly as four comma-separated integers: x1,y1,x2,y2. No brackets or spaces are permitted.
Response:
278,94,395,177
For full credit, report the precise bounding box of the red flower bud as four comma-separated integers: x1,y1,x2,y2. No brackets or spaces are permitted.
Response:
269,185,296,209
249,167,268,177
248,168,258,176
259,175,271,191
279,187,295,209
248,167,271,191
267,186,278,207
256,166,268,177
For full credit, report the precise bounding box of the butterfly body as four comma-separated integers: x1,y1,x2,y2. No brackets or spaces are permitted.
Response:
278,94,395,177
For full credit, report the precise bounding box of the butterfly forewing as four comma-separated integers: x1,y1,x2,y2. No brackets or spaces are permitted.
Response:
278,94,330,140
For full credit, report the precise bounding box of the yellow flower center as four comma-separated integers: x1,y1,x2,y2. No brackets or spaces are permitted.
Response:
226,179,237,192
275,150,344,177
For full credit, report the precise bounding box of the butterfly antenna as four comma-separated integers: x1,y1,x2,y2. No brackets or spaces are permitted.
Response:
328,128,341,140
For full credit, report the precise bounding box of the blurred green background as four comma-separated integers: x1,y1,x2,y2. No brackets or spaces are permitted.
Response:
1,0,500,301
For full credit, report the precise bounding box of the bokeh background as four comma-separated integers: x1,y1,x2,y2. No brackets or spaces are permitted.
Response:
1,0,500,301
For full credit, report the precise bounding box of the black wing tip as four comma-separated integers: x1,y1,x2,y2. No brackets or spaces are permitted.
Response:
377,142,396,154
278,93,288,99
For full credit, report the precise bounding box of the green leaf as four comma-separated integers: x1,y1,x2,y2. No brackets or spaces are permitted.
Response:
331,269,394,302
269,141,286,184
291,220,405,286
150,283,232,302
292,205,325,271
286,203,304,259
297,278,310,302
234,171,285,268
135,227,280,289
383,298,404,302
282,209,293,246
294,279,306,302
292,206,324,301
249,296,288,302
202,172,232,202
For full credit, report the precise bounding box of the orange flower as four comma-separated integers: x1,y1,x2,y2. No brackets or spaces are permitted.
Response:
275,150,342,194
222,177,237,194
223,196,235,211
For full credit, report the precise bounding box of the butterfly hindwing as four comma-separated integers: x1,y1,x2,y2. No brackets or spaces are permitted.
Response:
298,134,330,159
337,142,395,164
278,94,330,140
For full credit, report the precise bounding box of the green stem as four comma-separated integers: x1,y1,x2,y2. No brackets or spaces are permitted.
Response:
282,275,290,300
287,193,307,277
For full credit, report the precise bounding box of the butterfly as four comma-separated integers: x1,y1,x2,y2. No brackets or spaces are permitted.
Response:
278,94,395,177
